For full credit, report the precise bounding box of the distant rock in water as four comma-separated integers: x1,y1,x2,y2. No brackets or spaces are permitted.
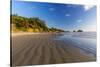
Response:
77,30,83,32
73,30,76,32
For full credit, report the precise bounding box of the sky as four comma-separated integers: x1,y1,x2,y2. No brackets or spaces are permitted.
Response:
11,1,97,32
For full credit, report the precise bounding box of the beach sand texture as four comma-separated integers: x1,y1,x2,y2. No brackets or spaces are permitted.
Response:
11,34,96,66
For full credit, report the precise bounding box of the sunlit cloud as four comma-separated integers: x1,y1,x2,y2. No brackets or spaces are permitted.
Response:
28,6,38,10
49,8,55,11
83,5,94,11
76,19,83,22
67,4,78,8
67,5,71,7
65,14,70,17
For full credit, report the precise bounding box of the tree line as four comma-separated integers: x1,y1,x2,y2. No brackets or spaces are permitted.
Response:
11,15,65,33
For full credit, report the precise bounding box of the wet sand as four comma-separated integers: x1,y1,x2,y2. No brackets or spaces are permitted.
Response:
11,33,96,66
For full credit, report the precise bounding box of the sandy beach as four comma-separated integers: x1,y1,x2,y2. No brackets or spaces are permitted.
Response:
11,33,96,66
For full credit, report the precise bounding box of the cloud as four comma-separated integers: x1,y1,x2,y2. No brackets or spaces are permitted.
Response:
83,5,94,11
28,6,38,10
67,5,72,7
65,14,70,17
49,8,55,11
76,19,82,22
67,4,77,8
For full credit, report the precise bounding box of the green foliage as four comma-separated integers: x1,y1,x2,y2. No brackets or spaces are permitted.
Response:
49,27,65,32
77,30,83,32
11,15,65,33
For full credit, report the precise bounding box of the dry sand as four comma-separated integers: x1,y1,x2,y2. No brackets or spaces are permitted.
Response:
11,33,96,66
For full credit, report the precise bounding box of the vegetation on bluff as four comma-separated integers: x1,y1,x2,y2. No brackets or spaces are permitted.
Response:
11,15,65,33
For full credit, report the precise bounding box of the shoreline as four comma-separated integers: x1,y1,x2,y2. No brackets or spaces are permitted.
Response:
11,32,65,36
11,32,96,37
12,32,41,36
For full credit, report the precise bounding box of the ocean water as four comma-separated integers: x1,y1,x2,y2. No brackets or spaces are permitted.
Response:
58,32,96,39
55,32,97,56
